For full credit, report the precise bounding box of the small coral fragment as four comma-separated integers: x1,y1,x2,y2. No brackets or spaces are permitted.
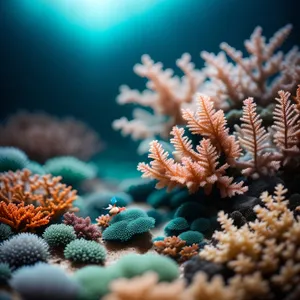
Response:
96,214,112,228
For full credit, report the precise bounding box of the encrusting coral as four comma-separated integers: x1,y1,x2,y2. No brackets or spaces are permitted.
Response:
138,94,248,197
113,54,204,153
0,111,102,162
199,184,300,298
201,24,300,111
0,169,77,232
63,212,102,241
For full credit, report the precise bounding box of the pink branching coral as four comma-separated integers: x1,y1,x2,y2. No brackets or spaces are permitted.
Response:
63,212,101,241
113,54,204,153
200,184,300,298
0,111,102,162
138,94,247,197
201,24,300,111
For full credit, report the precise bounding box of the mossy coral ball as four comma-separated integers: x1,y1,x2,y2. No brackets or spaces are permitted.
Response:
0,147,29,172
0,233,49,270
164,217,189,236
178,231,204,246
64,239,106,264
43,224,76,248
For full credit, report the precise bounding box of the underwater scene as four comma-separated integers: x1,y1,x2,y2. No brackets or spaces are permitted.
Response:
0,0,300,299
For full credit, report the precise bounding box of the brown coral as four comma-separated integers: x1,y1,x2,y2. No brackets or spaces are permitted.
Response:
179,244,199,263
0,111,102,162
200,184,300,297
154,236,186,259
138,94,247,197
0,169,77,231
96,214,112,228
63,212,101,240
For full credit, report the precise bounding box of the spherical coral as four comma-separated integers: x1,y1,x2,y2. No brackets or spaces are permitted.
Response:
0,147,29,172
84,191,132,220
0,233,49,270
74,266,121,300
146,209,164,226
64,239,106,264
174,202,209,223
102,208,155,242
178,231,204,246
0,224,12,242
26,161,46,175
190,218,211,234
116,253,179,282
164,217,189,236
10,263,81,300
44,156,96,187
42,224,76,248
0,263,11,285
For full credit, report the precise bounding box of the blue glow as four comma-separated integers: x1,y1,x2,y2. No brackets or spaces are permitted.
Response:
23,0,161,29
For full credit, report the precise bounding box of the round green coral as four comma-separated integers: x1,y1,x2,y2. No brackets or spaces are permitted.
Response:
44,156,96,187
116,253,179,282
64,239,106,264
0,147,29,172
102,208,155,242
0,263,11,285
0,233,49,270
164,217,189,236
178,231,204,246
147,209,164,227
43,224,76,248
190,218,211,234
74,266,121,300
27,161,46,174
0,224,12,242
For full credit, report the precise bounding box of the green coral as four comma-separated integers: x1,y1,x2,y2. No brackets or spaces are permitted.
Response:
0,147,29,172
178,231,204,245
0,224,12,242
44,156,96,187
147,209,165,227
190,218,212,234
27,161,46,174
102,208,155,242
122,179,156,202
174,202,209,223
64,239,106,264
164,217,189,236
0,263,11,285
43,224,76,248
74,266,121,300
116,253,179,282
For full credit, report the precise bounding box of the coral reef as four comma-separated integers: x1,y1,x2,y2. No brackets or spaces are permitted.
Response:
178,231,204,246
0,111,102,162
10,263,81,300
63,212,101,241
113,54,204,153
201,24,300,111
0,147,29,172
42,224,76,248
0,233,49,270
64,239,106,264
44,156,97,187
138,94,247,197
0,169,77,231
102,208,155,242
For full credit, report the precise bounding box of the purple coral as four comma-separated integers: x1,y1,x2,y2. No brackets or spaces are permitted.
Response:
63,212,101,241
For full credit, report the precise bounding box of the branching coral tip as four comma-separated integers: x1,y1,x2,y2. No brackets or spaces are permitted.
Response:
105,197,126,215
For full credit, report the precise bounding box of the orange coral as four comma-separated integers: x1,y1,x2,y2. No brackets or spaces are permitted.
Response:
0,169,77,231
154,236,186,259
138,94,247,197
0,202,50,232
179,244,199,262
96,214,112,228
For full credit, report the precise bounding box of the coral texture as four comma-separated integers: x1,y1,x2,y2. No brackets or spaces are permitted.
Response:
200,184,300,298
96,214,112,228
201,24,300,111
0,170,77,232
0,111,102,162
0,223,12,242
0,147,29,172
42,224,76,247
113,54,204,153
63,212,101,241
138,94,247,197
64,239,106,264
0,233,49,270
